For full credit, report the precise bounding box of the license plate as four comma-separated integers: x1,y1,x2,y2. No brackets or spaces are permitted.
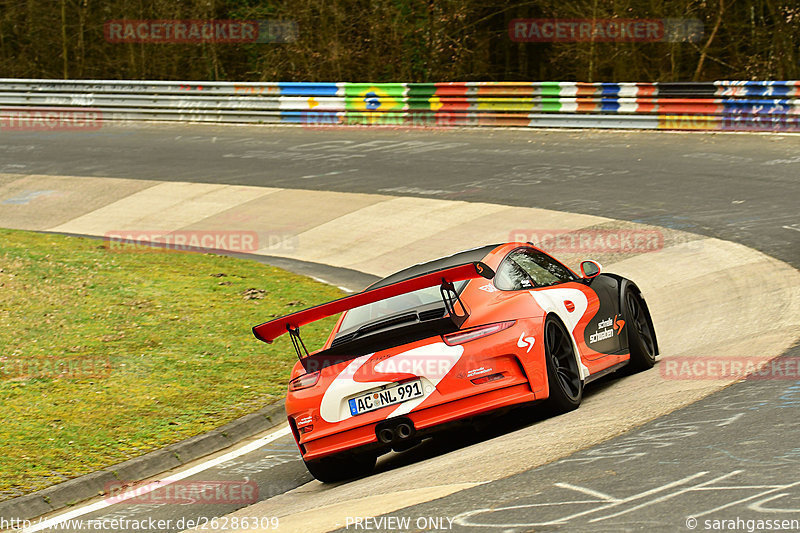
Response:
348,379,424,416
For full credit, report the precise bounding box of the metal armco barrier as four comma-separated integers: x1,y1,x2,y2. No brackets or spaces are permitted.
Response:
1,79,798,131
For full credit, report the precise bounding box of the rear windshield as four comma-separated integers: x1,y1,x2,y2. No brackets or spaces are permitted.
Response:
339,282,465,332
338,245,498,333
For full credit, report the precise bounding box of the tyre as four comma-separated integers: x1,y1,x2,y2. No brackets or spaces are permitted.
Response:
303,450,376,483
542,315,583,414
624,288,658,372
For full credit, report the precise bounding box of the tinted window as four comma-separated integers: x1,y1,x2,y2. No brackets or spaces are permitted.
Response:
338,285,455,332
338,246,499,333
494,257,534,290
495,248,576,290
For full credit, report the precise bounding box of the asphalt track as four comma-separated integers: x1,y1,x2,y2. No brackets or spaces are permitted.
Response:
2,124,799,532
340,347,800,533
3,124,798,266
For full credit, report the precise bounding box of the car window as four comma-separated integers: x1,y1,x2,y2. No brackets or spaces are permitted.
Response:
494,257,534,290
495,248,576,290
338,281,467,333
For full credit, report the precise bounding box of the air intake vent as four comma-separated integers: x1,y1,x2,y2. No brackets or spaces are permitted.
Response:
418,308,445,321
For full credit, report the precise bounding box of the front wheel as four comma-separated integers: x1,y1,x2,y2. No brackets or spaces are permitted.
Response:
303,450,376,483
542,316,583,414
624,288,658,372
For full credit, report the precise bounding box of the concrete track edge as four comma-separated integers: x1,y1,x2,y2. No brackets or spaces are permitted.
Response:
1,173,799,531
0,402,285,522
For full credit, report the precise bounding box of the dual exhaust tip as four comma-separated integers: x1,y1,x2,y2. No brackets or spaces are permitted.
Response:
377,421,414,444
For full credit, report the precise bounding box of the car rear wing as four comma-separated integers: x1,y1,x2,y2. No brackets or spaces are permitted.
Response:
252,261,495,356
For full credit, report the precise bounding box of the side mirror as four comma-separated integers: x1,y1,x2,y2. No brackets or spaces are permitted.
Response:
580,260,602,279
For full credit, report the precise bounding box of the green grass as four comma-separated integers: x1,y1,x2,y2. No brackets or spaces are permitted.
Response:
0,228,344,500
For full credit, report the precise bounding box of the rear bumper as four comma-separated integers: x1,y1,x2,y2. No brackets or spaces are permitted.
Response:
300,383,535,460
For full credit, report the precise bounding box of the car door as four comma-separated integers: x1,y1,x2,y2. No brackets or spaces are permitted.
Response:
496,247,625,368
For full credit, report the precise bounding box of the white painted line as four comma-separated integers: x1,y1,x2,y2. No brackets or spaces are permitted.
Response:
22,425,293,533
692,479,800,518
589,471,741,522
782,225,800,232
310,279,355,293
554,482,618,502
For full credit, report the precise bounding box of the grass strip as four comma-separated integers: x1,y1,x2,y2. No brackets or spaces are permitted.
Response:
0,228,344,499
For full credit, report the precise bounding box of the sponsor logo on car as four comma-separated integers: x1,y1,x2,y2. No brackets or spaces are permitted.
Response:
589,315,624,344
517,332,536,353
466,366,493,378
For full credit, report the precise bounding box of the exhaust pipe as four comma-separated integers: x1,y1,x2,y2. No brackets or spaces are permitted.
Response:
377,427,395,444
376,418,416,448
395,423,413,439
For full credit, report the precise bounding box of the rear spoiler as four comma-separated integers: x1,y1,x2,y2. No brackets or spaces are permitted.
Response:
252,261,494,351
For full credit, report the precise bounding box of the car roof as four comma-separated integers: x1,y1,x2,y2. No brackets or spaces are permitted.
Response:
368,244,501,289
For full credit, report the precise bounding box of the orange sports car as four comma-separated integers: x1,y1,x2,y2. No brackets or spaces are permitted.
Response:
253,243,658,482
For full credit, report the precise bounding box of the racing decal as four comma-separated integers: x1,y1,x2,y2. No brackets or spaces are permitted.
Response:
528,287,591,379
320,354,387,423
378,343,463,417
319,342,464,423
296,415,313,427
583,276,625,355
517,332,536,353
588,315,624,344
466,366,493,378
478,283,499,293
529,288,588,334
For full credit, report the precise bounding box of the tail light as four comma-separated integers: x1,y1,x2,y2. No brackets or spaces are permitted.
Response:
289,371,320,391
443,321,515,346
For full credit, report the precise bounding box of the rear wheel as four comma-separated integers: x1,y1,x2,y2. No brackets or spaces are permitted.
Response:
542,316,583,414
303,450,376,483
624,288,657,372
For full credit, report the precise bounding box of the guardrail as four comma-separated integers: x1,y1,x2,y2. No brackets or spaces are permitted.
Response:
1,79,798,132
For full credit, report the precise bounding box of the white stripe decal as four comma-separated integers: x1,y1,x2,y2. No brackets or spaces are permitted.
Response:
382,343,463,417
319,342,464,423
320,354,385,423
529,288,591,379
